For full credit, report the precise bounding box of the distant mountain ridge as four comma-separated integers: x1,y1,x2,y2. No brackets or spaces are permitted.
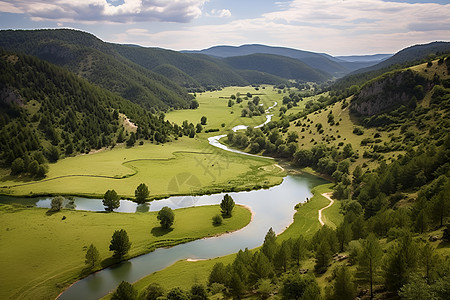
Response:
182,44,388,77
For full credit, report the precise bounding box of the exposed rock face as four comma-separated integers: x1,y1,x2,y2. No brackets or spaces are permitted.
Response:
0,87,23,107
350,69,428,116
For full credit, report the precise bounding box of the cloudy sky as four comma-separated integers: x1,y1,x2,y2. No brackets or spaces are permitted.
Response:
0,0,449,55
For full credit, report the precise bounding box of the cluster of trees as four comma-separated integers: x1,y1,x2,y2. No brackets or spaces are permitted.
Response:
111,281,210,300
241,96,265,118
0,49,178,176
84,228,131,271
102,183,150,211
227,126,298,158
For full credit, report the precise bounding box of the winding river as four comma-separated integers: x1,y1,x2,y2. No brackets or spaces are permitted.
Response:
0,101,328,299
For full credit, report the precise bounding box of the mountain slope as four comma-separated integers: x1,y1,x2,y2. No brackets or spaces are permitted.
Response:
333,41,450,91
112,44,250,88
0,29,194,110
223,53,332,82
0,48,175,175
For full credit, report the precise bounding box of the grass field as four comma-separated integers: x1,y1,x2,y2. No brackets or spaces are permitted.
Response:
0,138,284,198
123,183,342,295
0,203,251,299
166,85,286,133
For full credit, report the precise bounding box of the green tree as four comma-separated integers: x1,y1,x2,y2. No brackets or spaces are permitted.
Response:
251,251,273,283
274,240,291,272
167,287,189,300
126,132,136,147
103,189,120,212
209,262,228,285
111,281,137,300
51,196,64,211
158,206,175,229
46,145,60,163
212,214,223,226
329,266,356,300
28,160,40,176
190,284,208,300
336,221,352,252
195,123,203,133
10,157,25,175
109,229,131,259
262,227,277,261
220,194,235,217
358,233,382,299
141,283,165,300
314,241,332,274
190,99,199,109
281,273,318,300
292,235,308,266
135,183,149,204
200,116,207,125
85,244,100,269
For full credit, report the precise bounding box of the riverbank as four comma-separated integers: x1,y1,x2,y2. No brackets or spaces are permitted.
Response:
0,138,285,198
121,182,342,295
0,204,251,299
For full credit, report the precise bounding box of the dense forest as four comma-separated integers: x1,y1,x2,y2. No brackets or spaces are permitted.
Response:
0,49,179,176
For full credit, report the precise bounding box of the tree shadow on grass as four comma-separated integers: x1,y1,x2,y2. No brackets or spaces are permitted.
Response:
151,226,173,237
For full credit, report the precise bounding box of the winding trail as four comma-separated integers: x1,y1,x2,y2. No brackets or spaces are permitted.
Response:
318,192,334,226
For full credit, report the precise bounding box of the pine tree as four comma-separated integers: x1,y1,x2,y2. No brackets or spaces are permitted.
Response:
85,244,100,269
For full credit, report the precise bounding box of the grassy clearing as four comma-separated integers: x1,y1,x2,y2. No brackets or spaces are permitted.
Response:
166,86,285,133
278,183,341,241
0,138,284,198
0,203,251,299
125,183,342,295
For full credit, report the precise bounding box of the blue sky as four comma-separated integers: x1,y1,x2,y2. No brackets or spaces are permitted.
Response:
0,0,449,55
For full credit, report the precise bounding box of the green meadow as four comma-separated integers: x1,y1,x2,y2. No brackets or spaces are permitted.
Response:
166,85,285,132
0,138,284,198
0,204,251,299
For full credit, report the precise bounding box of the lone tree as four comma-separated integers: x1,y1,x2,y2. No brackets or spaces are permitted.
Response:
200,116,207,125
111,281,137,300
220,194,235,217
158,206,175,229
85,244,100,269
103,189,120,212
51,196,64,211
109,229,131,259
135,183,149,204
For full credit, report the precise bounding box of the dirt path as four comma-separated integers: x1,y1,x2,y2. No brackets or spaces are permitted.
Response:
318,192,334,226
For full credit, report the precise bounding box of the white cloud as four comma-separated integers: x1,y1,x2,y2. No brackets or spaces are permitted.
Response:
208,9,231,18
112,0,449,54
0,0,208,23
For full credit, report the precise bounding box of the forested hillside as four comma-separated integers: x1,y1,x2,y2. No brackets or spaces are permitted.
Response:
0,49,176,176
0,29,194,110
223,53,332,83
